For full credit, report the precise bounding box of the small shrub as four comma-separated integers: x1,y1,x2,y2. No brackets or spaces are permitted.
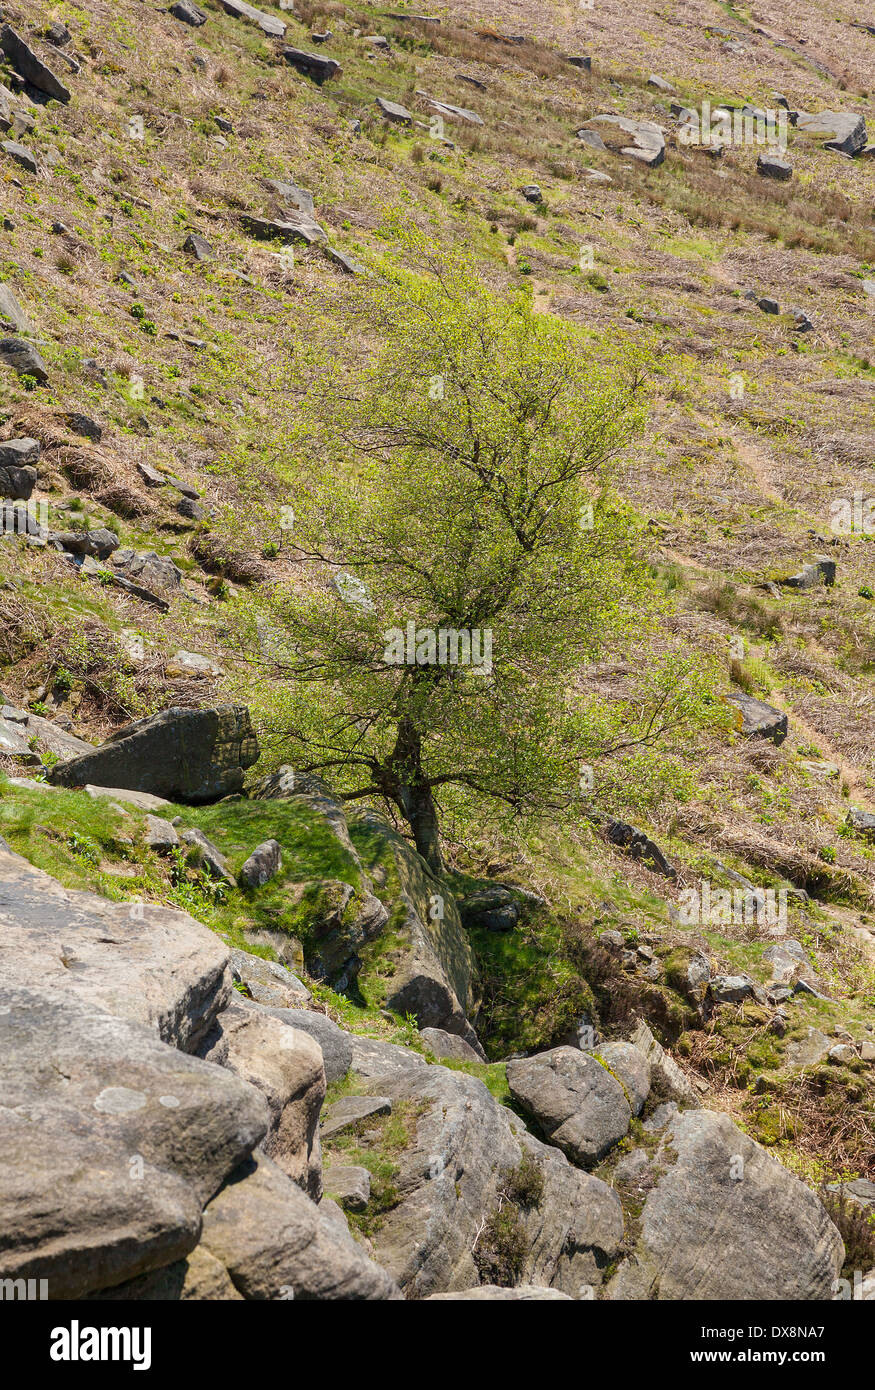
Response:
473,1203,528,1287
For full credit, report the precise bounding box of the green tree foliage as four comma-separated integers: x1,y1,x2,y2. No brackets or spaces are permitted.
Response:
239,223,716,869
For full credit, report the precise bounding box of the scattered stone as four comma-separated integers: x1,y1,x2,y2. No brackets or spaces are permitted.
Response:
762,939,807,984
239,839,282,888
241,211,326,245
629,1021,700,1106
1,140,37,174
111,549,183,592
0,25,71,103
519,183,542,203
577,114,665,166
781,555,834,588
183,232,214,262
376,95,413,125
647,74,675,93
180,828,235,884
567,55,591,70
846,808,875,837
0,438,39,498
169,2,208,25
85,785,171,812
282,48,342,83
176,496,205,521
786,1027,832,1069
757,152,792,180
458,885,519,932
421,95,483,125
506,1046,631,1166
50,528,120,561
229,949,310,1008
321,1094,392,1139
457,72,489,90
323,245,365,276
65,413,103,442
144,814,179,853
758,296,780,313
49,705,259,803
45,22,72,46
363,35,391,51
0,716,41,763
325,1164,371,1211
264,179,315,215
725,691,787,744
0,337,48,380
606,820,676,876
217,0,286,38
164,649,222,679
794,109,866,156
828,1043,857,1065
710,974,755,1004
0,284,34,334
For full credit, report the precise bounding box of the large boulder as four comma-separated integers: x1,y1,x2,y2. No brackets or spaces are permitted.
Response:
0,845,231,1052
199,1001,325,1198
0,25,71,102
577,114,665,166
606,1110,844,1299
48,705,259,803
725,691,788,744
351,1060,624,1296
506,1046,632,1166
217,0,286,37
794,109,866,155
0,437,39,499
0,985,269,1299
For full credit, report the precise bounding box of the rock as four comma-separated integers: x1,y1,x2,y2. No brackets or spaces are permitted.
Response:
180,828,235,884
0,438,38,499
194,1149,400,1298
605,1110,843,1299
757,153,792,180
507,1046,632,1166
169,1,208,24
710,974,755,1004
325,1164,371,1211
0,986,269,1299
862,1040,875,1062
49,705,259,803
847,808,875,837
363,34,391,51
376,96,413,125
164,650,223,679
24,713,92,762
183,232,214,262
44,22,72,46
137,461,167,488
762,939,807,984
519,183,542,203
0,716,40,763
323,246,366,276
595,1041,650,1115
85,785,171,811
794,109,866,155
0,337,48,380
758,296,780,313
614,1148,652,1185
358,1060,623,1296
0,284,34,334
200,1001,324,1197
577,115,665,166
828,1043,857,1064
629,1021,700,1106
264,179,315,215
863,280,875,298
781,556,834,588
217,0,286,38
228,949,310,1008
50,528,120,560
458,885,519,932
725,691,787,744
647,74,675,92
64,413,103,442
241,212,326,245
350,1033,430,1082
422,96,483,125
606,819,676,876
789,307,814,332
0,844,232,1052
320,1094,392,1139
239,838,282,888
826,1178,875,1212
419,1026,483,1063
176,496,205,521
282,48,342,83
144,815,179,853
253,1009,352,1082
786,1027,832,1069
0,26,71,103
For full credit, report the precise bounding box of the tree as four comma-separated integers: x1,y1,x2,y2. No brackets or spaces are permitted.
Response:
239,224,706,871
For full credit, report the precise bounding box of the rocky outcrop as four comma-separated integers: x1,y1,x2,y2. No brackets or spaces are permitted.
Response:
577,115,666,166
506,1047,633,1165
606,1110,844,1300
48,705,259,802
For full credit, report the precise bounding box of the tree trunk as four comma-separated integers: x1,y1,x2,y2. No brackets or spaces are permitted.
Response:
383,716,444,873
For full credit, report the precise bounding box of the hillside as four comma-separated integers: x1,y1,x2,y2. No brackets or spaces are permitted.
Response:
0,0,873,1316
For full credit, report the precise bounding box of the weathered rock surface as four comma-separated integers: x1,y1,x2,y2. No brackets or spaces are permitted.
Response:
0,337,48,380
180,827,234,884
0,845,231,1052
252,1004,353,1083
420,1026,484,1062
427,1284,573,1300
239,837,282,887
577,115,666,166
229,948,310,1007
321,1094,392,1139
49,705,259,802
595,1041,651,1115
725,691,788,744
217,0,286,38
200,1000,325,1198
605,1110,844,1300
0,25,71,103
794,109,866,156
355,1062,624,1296
324,1164,371,1211
283,48,341,82
0,985,269,1299
506,1046,632,1165
0,437,39,499
628,1020,700,1106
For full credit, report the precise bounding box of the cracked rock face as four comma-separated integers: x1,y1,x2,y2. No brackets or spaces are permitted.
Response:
506,1046,632,1165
